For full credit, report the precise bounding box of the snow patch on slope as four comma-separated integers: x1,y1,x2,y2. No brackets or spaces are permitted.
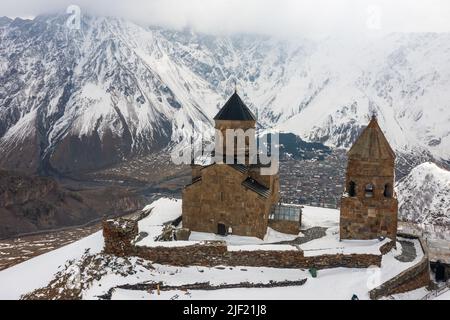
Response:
1,15,450,173
396,162,450,225
0,232,103,300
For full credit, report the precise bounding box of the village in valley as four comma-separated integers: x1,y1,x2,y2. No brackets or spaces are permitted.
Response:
279,151,347,208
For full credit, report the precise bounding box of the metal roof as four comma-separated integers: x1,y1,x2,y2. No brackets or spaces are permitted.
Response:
213,92,256,121
242,177,271,198
228,164,248,174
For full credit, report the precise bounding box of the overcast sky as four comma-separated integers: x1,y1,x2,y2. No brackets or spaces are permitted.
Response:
2,0,450,37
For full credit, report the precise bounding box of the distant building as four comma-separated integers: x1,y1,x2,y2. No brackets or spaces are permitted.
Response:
340,115,398,241
182,91,300,239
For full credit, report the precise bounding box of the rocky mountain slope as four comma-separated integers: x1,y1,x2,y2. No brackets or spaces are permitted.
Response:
1,13,450,176
396,162,450,226
0,170,145,238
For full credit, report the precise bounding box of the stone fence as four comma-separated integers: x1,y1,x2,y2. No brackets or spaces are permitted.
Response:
103,218,138,256
133,242,381,269
369,233,431,299
379,239,396,254
103,218,382,270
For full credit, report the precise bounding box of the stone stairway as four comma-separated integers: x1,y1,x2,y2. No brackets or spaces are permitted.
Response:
420,282,450,300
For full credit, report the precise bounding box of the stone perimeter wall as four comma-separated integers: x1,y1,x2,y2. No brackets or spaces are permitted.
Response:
369,234,431,299
134,244,381,269
268,220,300,235
103,219,381,270
103,218,138,256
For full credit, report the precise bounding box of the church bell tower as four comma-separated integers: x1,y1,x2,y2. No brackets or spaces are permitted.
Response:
213,91,256,164
340,115,398,241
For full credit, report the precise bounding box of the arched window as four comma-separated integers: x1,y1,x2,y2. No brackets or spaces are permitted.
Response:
383,183,392,197
348,181,356,197
365,183,374,198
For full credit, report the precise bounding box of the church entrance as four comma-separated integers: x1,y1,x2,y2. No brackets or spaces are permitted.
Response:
217,223,227,236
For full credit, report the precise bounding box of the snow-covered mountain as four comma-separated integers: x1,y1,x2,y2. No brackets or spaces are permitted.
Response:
1,13,450,174
396,162,450,226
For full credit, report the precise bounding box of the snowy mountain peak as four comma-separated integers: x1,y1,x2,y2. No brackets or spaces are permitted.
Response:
1,13,450,174
396,162,450,225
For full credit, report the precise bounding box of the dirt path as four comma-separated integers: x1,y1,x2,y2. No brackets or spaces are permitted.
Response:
272,227,328,245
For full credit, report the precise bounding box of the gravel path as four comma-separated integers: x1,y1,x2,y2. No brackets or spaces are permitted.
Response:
271,227,328,245
395,240,417,263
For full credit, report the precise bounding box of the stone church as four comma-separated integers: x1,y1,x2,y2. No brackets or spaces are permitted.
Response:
182,92,300,239
340,115,398,241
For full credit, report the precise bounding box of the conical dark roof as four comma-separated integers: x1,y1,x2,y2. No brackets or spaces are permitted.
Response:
348,116,395,160
213,92,256,121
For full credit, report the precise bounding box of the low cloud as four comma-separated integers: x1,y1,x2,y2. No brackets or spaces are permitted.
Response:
2,0,450,38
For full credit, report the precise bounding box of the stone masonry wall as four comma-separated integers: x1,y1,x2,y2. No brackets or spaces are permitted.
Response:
183,164,273,239
379,239,396,254
268,220,300,235
340,157,398,242
132,243,381,269
340,196,398,242
369,235,431,299
102,218,381,270
214,119,256,162
102,219,138,257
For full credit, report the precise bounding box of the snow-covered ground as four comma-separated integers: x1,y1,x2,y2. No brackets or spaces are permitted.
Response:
298,206,392,256
0,197,442,300
104,244,424,300
190,226,299,245
135,198,184,247
434,290,450,300
0,232,104,299
387,287,430,300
